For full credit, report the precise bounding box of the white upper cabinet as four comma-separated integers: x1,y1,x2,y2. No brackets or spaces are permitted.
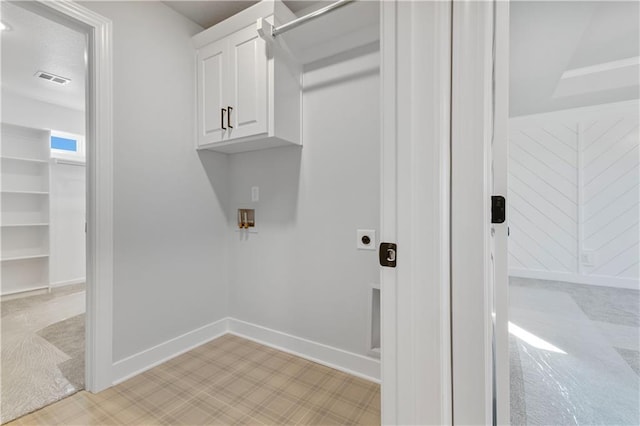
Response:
226,25,268,140
198,39,226,145
194,1,301,154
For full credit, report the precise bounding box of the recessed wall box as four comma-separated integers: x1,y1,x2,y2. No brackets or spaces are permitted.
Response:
237,209,255,229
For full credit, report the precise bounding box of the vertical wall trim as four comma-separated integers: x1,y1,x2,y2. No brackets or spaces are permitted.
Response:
380,1,398,423
577,122,584,275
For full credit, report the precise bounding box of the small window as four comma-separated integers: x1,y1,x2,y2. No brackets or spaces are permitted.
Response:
51,136,78,152
50,131,85,161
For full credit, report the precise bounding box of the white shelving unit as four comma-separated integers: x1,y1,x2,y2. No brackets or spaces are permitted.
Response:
1,123,51,296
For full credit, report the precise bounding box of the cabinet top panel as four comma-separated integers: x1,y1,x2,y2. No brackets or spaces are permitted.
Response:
193,0,296,48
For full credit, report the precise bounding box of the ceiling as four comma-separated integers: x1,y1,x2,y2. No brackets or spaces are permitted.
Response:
0,1,323,112
510,1,639,117
1,1,86,111
2,1,636,116
163,1,323,29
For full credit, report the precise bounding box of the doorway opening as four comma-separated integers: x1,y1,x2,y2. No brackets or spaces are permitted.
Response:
507,2,639,424
0,2,87,422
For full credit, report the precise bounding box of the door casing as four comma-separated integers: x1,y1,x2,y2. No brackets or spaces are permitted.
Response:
381,1,453,424
18,2,456,418
450,0,510,424
20,0,115,393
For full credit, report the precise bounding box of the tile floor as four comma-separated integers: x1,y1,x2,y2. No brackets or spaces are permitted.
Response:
8,334,381,425
1,284,86,423
509,277,640,425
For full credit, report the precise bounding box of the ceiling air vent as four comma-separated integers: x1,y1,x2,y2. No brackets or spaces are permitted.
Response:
34,71,71,85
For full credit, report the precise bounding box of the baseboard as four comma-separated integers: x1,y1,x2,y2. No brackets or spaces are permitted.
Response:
50,278,86,288
111,317,381,387
227,318,381,383
509,269,639,290
112,317,229,385
0,286,49,301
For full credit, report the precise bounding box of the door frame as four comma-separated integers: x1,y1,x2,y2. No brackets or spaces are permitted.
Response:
380,1,452,424
21,0,115,393
493,2,510,424
16,0,454,412
450,0,510,424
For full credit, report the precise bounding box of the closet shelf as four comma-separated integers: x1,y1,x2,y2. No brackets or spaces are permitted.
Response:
1,223,49,228
1,155,49,164
1,190,49,195
264,0,379,65
1,123,51,297
1,254,49,262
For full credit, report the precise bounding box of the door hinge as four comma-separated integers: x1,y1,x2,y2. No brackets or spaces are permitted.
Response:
379,242,397,268
491,195,506,224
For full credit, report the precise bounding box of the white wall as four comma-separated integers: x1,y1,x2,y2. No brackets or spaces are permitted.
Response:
1,90,85,135
227,43,380,357
508,100,639,289
80,2,230,362
49,161,86,286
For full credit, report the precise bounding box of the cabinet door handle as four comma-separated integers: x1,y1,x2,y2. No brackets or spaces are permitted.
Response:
221,108,226,130
228,106,233,128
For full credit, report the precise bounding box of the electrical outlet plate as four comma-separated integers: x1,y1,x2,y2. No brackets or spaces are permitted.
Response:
580,251,595,266
357,229,376,250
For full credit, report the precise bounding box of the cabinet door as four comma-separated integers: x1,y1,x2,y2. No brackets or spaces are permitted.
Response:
226,25,268,141
197,39,227,146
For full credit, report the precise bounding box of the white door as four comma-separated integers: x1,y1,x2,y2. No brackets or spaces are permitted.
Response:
226,24,268,141
197,38,227,146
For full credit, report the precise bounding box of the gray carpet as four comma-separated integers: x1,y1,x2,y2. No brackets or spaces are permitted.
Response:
509,336,527,426
510,278,640,425
37,313,85,390
1,285,85,424
615,347,640,376
1,284,86,319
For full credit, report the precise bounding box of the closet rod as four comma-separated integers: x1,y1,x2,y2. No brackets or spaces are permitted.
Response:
271,0,355,37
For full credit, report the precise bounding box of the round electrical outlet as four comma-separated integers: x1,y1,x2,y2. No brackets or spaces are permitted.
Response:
357,230,376,250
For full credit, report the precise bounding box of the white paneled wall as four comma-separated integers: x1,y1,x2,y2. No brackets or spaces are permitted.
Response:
49,161,86,287
582,111,639,280
509,100,639,289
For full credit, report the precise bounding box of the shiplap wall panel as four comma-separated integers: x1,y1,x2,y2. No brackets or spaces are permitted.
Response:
509,237,547,270
509,144,578,200
590,226,638,275
512,131,577,184
508,165,577,224
582,112,639,282
584,170,638,223
508,220,573,271
509,193,577,255
509,116,579,275
618,260,639,279
509,101,639,288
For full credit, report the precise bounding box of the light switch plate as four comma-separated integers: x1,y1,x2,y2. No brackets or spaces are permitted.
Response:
357,229,376,250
